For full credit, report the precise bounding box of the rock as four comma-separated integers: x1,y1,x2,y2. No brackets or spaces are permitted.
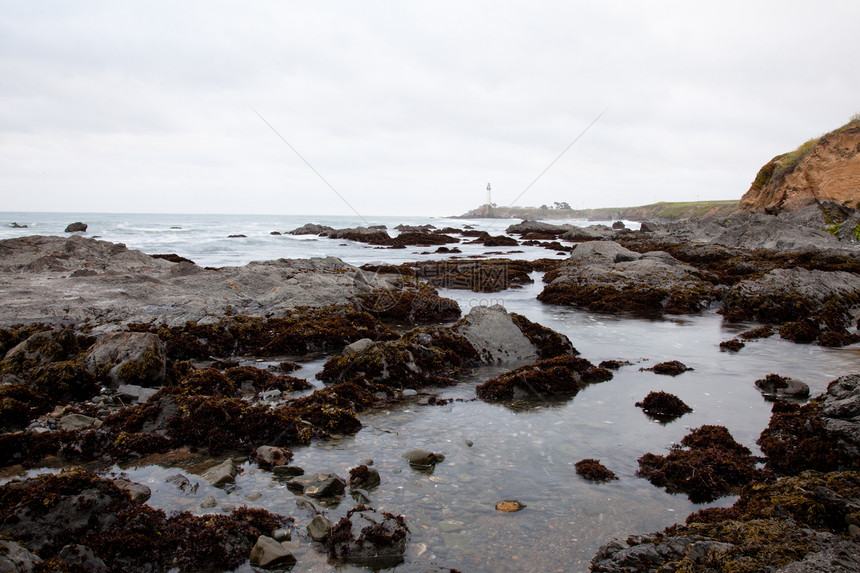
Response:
85,332,167,388
58,413,102,431
453,305,537,364
348,465,381,489
0,540,42,572
64,222,88,233
722,267,860,327
115,383,158,404
637,425,765,503
3,328,80,372
495,499,526,512
249,535,297,569
200,496,217,509
476,355,611,402
612,221,626,230
327,507,409,567
307,514,333,541
505,221,573,236
0,236,393,326
754,373,811,400
253,445,293,470
574,459,618,482
635,391,693,422
111,478,151,503
201,459,239,488
403,449,445,469
561,225,617,241
273,465,305,479
643,360,693,376
58,544,108,573
286,473,346,498
287,223,335,236
343,338,373,355
539,241,721,315
166,473,199,494
9,222,28,228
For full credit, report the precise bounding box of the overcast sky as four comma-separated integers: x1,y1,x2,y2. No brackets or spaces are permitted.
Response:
1,1,858,217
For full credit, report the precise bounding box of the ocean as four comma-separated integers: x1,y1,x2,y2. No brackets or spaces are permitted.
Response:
0,211,637,267
2,211,858,572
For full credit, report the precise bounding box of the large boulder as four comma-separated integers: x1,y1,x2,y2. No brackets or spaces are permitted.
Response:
2,328,81,375
538,241,721,315
85,332,167,388
722,267,860,325
453,304,575,364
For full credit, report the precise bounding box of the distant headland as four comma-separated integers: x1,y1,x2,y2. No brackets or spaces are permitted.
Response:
455,200,740,222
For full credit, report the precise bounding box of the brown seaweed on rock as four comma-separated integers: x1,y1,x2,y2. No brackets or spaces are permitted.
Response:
475,355,612,402
0,469,291,572
635,391,693,422
636,425,769,503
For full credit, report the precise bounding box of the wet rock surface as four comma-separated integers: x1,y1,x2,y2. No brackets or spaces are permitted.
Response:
539,241,723,315
327,506,409,567
476,355,611,402
0,469,291,572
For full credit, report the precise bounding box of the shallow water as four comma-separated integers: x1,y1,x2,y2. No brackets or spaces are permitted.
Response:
3,213,859,572
112,282,860,572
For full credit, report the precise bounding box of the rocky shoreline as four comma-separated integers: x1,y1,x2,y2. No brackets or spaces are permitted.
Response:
2,205,860,572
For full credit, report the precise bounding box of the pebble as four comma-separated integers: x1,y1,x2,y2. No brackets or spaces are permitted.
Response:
200,496,217,509
245,492,262,501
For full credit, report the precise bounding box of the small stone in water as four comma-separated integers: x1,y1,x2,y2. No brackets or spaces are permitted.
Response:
200,496,217,509
465,440,474,447
495,499,526,512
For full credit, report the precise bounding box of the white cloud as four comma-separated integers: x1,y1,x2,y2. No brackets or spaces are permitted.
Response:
1,0,858,216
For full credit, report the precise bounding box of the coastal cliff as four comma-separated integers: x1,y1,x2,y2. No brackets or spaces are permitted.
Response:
740,118,860,213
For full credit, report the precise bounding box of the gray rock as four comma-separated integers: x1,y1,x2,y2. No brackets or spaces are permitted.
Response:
307,514,333,541
3,328,79,367
0,540,42,572
348,465,381,490
249,535,297,569
454,305,538,364
58,544,107,573
253,445,292,470
505,221,573,235
200,496,217,509
0,236,393,328
201,459,239,488
58,413,101,431
755,375,810,400
562,225,617,241
273,465,305,479
343,338,373,355
115,383,158,404
64,222,88,233
287,223,335,235
166,473,199,494
85,332,166,388
327,507,408,567
776,539,860,572
111,478,151,504
271,528,290,542
403,449,445,468
287,473,346,498
728,268,860,316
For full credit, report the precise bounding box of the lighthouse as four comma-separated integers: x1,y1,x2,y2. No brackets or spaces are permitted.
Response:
484,183,493,217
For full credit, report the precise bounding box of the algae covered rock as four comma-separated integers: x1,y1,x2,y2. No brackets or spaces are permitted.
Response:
539,241,721,315
327,506,409,568
476,355,611,402
637,425,768,503
85,331,166,388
